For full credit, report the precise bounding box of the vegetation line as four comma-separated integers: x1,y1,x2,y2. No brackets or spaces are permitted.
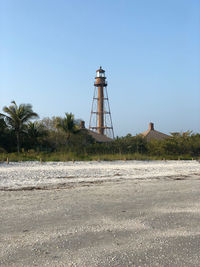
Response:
0,152,199,162
0,101,200,160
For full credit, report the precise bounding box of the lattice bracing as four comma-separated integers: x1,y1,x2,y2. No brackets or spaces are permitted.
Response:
89,67,114,139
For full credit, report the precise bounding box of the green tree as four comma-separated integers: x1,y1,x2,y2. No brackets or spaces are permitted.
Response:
0,101,39,153
24,121,48,150
56,113,78,143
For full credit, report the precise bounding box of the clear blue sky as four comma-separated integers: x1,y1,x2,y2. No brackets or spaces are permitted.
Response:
1,0,200,136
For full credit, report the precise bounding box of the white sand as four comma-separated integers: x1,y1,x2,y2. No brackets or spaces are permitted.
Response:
0,160,200,190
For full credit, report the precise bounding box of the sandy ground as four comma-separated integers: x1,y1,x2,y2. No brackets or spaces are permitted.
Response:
1,160,200,190
1,175,200,266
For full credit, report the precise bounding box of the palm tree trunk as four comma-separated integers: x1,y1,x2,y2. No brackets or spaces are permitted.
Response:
16,132,20,153
66,133,71,144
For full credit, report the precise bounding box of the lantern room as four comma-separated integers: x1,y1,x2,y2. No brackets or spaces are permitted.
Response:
96,66,105,78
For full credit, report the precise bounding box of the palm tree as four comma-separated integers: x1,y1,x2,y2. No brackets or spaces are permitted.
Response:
0,101,39,153
26,121,47,148
56,113,78,143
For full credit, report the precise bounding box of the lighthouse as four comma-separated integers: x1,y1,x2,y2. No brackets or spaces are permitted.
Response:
89,67,114,139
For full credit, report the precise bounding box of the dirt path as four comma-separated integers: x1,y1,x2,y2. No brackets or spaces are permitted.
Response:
1,178,200,266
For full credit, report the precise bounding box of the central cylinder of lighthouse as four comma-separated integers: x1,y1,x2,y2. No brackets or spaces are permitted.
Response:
98,85,104,135
94,66,107,135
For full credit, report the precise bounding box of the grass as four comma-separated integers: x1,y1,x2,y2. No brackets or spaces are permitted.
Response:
0,152,199,162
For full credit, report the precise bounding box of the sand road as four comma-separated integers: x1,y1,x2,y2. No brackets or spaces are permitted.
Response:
1,174,200,266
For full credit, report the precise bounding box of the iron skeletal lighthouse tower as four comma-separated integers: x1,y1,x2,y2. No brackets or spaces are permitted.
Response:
89,67,114,138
